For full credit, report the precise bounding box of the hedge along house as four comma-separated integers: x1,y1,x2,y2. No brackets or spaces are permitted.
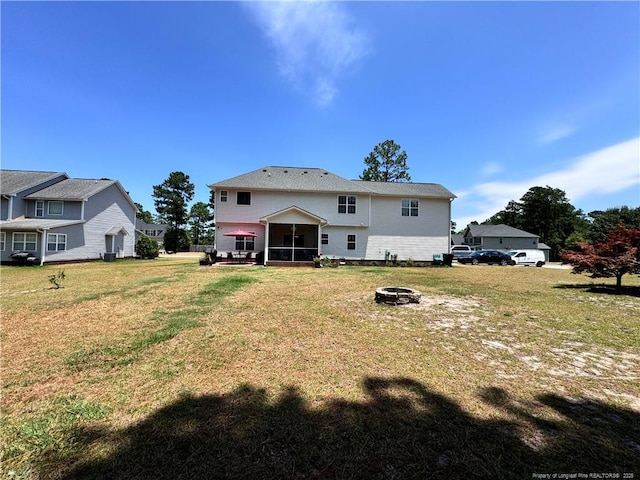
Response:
208,166,456,265
1,170,137,265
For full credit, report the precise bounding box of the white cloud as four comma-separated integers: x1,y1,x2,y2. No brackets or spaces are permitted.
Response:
244,0,369,107
453,137,640,227
480,161,503,177
536,124,577,145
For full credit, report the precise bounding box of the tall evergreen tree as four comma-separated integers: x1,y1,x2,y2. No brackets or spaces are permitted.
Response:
189,202,214,245
152,172,194,229
152,172,194,251
360,140,411,182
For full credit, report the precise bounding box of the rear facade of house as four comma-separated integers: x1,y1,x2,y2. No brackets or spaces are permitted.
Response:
209,166,456,265
1,170,137,265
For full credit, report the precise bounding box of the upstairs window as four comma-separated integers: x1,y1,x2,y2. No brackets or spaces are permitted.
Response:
48,201,63,215
220,191,228,202
237,191,251,205
338,195,356,214
35,201,44,217
401,199,419,217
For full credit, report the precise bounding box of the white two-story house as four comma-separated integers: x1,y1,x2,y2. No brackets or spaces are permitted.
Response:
209,166,456,265
1,170,137,265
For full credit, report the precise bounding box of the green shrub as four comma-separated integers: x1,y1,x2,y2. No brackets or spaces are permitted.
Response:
136,235,160,259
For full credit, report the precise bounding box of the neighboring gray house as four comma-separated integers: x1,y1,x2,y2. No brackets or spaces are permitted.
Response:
462,224,540,251
135,219,167,251
209,166,456,265
1,170,137,265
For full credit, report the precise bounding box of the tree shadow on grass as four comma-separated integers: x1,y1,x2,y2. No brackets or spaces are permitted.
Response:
45,378,638,480
554,283,640,297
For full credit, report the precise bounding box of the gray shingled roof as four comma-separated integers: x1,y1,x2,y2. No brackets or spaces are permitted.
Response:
209,166,455,198
0,170,67,195
352,180,455,198
24,178,118,200
0,218,85,230
468,224,538,238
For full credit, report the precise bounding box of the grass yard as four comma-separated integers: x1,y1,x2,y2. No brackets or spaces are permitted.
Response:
1,258,639,479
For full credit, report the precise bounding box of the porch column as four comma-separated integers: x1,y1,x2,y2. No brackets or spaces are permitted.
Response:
263,223,269,266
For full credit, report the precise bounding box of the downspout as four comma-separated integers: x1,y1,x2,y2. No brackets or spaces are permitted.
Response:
38,228,48,266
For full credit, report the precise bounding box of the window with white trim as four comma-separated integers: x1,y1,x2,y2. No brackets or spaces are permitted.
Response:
13,232,37,251
338,195,356,214
321,233,329,245
47,233,67,251
235,235,255,251
237,191,251,205
220,191,228,202
35,201,44,217
0,232,5,251
48,201,63,215
347,234,356,250
401,199,419,217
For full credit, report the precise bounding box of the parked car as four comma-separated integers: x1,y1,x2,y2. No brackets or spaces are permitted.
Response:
458,250,513,266
451,245,473,260
508,249,546,267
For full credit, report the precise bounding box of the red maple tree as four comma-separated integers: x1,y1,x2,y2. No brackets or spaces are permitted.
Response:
561,225,640,291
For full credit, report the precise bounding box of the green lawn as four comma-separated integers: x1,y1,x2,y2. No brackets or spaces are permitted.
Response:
1,258,639,479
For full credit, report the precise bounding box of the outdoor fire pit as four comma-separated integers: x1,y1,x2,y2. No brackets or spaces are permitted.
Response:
375,286,421,305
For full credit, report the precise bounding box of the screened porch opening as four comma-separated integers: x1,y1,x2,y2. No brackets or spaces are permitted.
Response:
268,223,318,261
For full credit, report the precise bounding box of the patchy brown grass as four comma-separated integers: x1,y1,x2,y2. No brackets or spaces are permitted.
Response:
1,260,639,479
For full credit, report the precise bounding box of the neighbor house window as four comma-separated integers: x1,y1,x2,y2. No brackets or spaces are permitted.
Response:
401,199,419,217
35,201,44,217
235,235,255,251
0,232,5,251
48,201,63,215
338,195,356,214
220,191,228,202
347,234,356,250
321,233,329,245
237,191,251,205
47,233,67,251
13,232,37,251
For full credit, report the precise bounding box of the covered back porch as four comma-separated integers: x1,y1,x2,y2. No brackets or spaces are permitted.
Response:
260,206,327,265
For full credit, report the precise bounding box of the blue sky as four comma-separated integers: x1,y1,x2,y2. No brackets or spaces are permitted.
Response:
2,1,639,228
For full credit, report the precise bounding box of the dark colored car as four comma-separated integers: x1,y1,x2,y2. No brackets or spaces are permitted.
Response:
458,250,514,266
